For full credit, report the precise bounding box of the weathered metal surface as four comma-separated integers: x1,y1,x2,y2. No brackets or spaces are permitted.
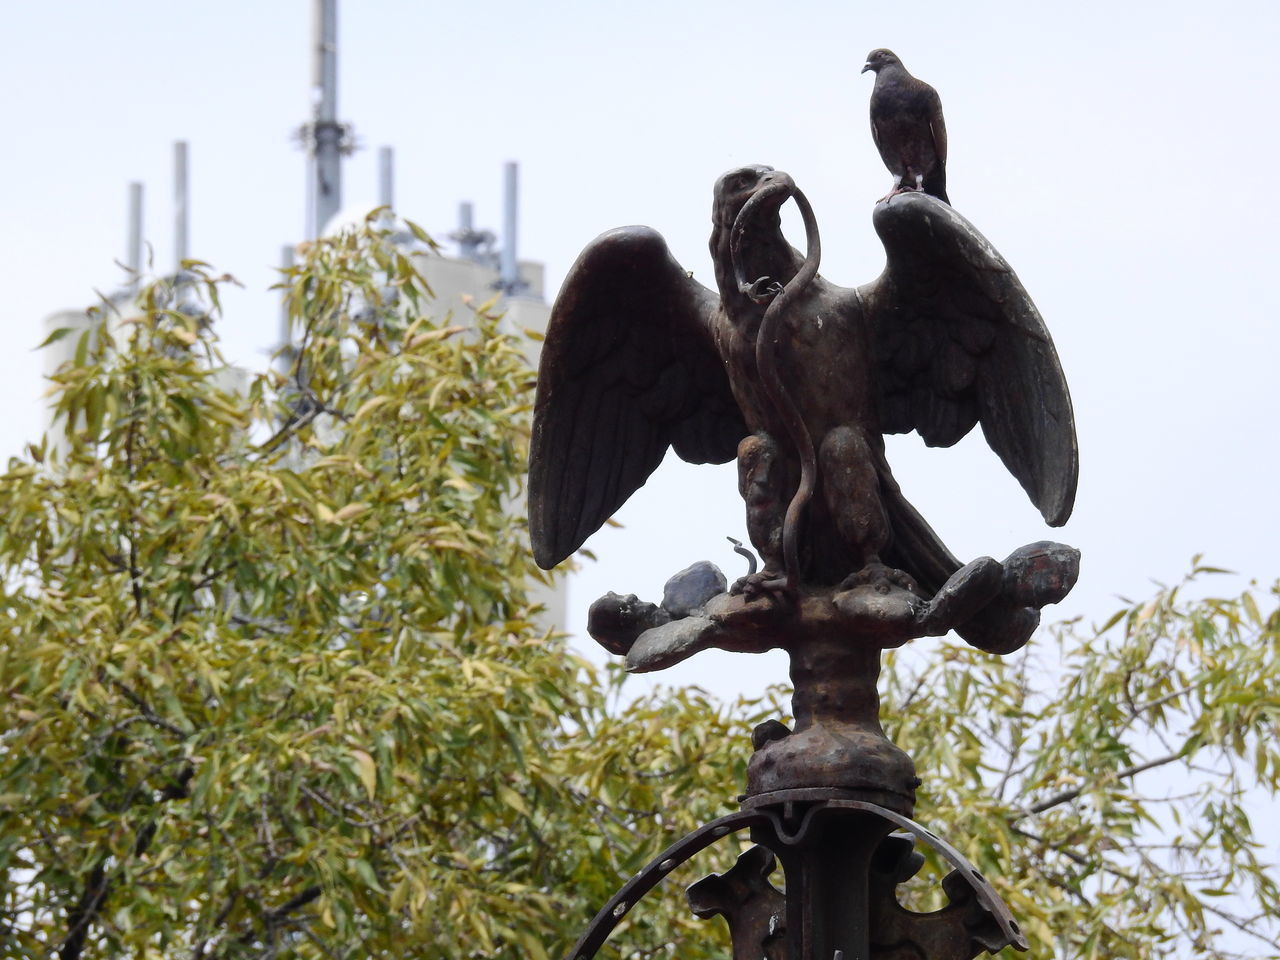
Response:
583,550,1079,806
530,166,1078,657
567,797,1026,960
854,800,1029,956
541,59,1069,960
687,846,787,960
562,810,767,960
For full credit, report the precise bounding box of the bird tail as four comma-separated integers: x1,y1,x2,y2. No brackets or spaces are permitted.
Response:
924,169,949,205
877,461,960,595
878,459,1039,654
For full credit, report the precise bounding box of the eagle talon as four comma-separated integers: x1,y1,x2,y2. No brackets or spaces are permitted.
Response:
838,562,922,597
731,569,793,604
745,276,784,304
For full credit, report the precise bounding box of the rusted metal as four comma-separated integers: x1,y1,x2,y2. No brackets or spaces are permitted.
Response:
562,810,768,960
687,845,787,960
566,796,1027,960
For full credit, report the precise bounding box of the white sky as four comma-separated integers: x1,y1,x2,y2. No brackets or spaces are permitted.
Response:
2,0,1278,703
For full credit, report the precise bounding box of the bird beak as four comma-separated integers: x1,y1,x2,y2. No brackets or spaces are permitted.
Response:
861,62,873,74
757,170,797,196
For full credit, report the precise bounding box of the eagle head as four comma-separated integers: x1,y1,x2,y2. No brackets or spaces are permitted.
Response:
713,165,790,229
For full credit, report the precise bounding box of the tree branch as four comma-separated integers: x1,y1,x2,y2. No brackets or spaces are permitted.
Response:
264,886,322,923
107,676,193,739
58,857,108,960
1117,683,1197,734
58,761,193,959
1016,751,1184,819
1199,900,1280,952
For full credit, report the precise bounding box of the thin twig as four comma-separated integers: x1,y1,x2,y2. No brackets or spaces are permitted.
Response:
1016,751,1184,819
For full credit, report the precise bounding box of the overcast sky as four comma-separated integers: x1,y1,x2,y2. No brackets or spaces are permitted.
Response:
2,0,1278,701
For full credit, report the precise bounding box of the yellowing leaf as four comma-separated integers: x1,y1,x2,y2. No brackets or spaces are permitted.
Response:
352,748,377,800
334,502,369,523
496,783,529,816
390,876,409,912
352,395,393,421
407,325,465,348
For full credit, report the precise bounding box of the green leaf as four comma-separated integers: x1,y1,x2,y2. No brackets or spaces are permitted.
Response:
73,327,92,367
37,326,75,349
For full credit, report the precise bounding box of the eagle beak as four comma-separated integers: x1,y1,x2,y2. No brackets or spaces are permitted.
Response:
761,171,796,192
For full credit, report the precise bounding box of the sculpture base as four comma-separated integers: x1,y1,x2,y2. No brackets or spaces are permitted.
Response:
746,723,917,816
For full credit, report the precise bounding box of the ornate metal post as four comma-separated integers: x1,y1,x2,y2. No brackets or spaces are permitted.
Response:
562,550,1070,960
529,56,1078,959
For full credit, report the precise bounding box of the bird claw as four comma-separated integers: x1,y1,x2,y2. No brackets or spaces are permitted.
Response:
837,562,922,596
731,569,792,603
878,186,912,204
745,276,784,304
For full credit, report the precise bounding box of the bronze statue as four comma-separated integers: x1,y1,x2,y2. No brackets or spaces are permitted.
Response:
536,56,1075,959
529,166,1077,655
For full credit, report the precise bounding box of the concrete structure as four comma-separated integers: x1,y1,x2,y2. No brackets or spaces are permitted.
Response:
413,246,549,366
409,240,562,632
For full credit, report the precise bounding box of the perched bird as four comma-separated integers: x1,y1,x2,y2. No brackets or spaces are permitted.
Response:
863,48,949,204
529,166,1077,650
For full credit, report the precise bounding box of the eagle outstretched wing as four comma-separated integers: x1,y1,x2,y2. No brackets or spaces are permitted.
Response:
860,192,1078,526
528,226,747,569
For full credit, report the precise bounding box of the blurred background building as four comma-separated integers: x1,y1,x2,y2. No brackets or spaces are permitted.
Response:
38,0,565,633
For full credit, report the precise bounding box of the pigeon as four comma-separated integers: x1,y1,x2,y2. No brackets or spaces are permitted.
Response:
862,48,949,204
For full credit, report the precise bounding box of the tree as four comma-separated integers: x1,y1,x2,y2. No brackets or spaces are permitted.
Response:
882,569,1280,959
0,220,1276,959
0,223,769,960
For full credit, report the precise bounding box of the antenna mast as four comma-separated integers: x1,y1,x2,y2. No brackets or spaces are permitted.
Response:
173,141,189,270
126,182,144,291
378,146,394,210
299,0,352,238
499,161,527,295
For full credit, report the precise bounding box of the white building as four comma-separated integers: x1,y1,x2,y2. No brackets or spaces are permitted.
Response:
40,224,565,637
407,242,565,632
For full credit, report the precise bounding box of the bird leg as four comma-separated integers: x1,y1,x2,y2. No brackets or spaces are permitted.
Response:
877,175,905,203
819,426,893,588
732,433,792,600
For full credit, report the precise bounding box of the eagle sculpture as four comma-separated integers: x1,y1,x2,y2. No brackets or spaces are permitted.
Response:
528,165,1077,653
